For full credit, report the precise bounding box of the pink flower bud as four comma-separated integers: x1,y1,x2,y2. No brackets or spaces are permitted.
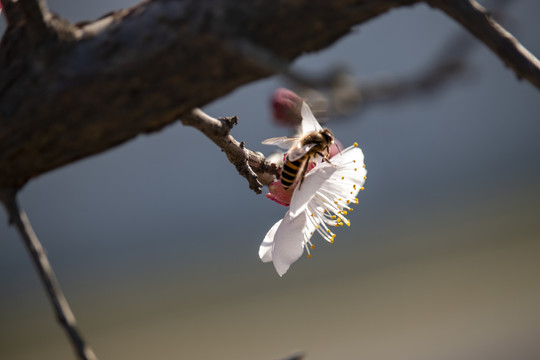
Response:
266,180,294,207
329,139,344,158
266,159,317,207
271,88,303,127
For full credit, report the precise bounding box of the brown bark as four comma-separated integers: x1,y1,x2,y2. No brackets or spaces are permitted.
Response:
0,0,422,189
0,0,538,190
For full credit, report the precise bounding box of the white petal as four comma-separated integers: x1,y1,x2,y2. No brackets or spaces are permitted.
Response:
333,147,367,182
289,146,365,217
259,219,282,262
342,145,365,162
289,162,337,217
300,102,323,134
271,211,308,276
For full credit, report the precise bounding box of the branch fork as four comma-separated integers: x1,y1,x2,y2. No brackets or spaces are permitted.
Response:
181,109,278,194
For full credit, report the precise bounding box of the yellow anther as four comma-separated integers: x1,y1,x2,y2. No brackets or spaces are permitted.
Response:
353,184,357,189
339,198,342,201
353,160,356,163
334,201,338,204
316,225,319,229
308,254,312,259
311,245,315,249
349,208,354,212
354,168,357,171
360,187,365,191
363,164,366,168
346,200,350,204
342,211,348,215
353,142,358,147
364,176,367,179
331,216,336,220
326,229,331,233
311,213,314,217
341,176,345,180
350,191,353,194
330,239,334,244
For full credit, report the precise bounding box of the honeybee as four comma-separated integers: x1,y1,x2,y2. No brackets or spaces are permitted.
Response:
263,128,335,189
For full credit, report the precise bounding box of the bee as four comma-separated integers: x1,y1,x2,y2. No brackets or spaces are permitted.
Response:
263,128,335,190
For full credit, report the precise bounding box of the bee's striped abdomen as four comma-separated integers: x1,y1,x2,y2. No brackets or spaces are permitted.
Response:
281,157,304,189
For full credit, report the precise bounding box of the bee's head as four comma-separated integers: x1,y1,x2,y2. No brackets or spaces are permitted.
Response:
321,128,334,144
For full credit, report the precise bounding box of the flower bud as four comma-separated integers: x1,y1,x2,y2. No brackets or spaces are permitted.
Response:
271,88,303,127
266,180,294,207
266,158,317,207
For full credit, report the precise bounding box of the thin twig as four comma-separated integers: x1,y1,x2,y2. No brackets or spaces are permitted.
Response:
285,0,518,121
354,29,475,108
279,351,306,360
427,0,540,89
0,188,98,360
181,109,278,194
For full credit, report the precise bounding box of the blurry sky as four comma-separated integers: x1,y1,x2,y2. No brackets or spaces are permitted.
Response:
1,1,539,360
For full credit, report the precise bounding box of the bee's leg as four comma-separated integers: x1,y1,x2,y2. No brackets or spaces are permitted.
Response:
325,157,336,167
318,149,337,167
317,151,331,163
297,160,310,190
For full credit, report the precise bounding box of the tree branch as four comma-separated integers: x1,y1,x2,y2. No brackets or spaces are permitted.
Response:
289,0,518,120
427,0,540,88
0,0,538,192
0,0,420,190
14,0,51,31
181,109,278,194
0,188,98,360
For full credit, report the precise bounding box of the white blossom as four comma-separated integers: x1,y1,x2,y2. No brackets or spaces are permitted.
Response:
259,143,367,276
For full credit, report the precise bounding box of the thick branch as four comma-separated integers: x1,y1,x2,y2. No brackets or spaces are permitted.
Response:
181,109,277,194
0,0,538,191
0,189,98,360
427,0,540,88
14,0,51,31
0,0,419,190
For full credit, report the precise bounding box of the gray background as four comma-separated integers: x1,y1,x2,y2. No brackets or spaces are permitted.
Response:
1,1,539,359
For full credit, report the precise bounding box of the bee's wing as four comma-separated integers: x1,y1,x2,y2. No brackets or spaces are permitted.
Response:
288,143,317,162
300,102,323,134
262,136,299,150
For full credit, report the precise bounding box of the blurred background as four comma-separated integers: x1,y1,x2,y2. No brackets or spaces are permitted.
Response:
1,1,539,359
